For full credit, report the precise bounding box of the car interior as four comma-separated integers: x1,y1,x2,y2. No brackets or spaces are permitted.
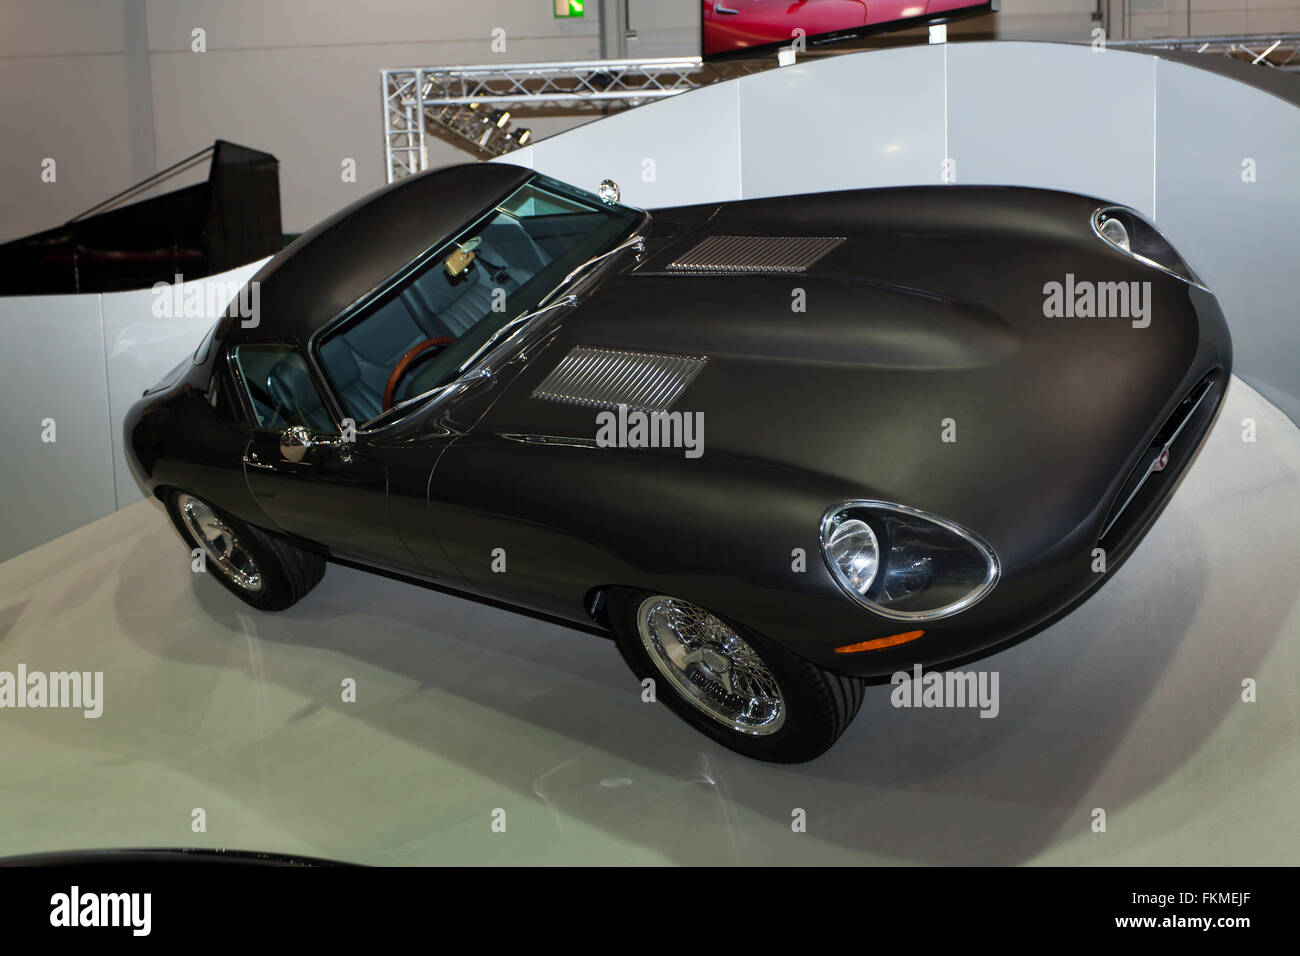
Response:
235,178,638,433
318,215,553,424
309,196,624,424
233,344,335,435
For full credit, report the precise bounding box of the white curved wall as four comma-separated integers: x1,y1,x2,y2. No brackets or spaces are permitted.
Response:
0,260,266,562
508,41,1300,425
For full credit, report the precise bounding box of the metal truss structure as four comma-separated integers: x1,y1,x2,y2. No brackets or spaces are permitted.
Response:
381,56,771,181
1114,33,1300,71
383,35,1300,182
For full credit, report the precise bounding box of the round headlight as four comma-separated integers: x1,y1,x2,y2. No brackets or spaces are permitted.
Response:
825,518,878,595
1091,205,1208,290
1097,215,1130,252
820,501,999,621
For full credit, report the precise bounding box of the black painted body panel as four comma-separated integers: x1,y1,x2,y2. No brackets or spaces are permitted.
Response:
228,162,533,346
125,169,1232,679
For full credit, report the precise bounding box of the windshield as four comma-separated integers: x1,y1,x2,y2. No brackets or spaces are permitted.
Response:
316,173,640,427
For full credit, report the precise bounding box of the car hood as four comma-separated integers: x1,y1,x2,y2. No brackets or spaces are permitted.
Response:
471,187,1224,551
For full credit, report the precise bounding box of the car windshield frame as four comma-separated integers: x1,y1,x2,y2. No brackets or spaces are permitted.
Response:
193,319,220,365
309,172,646,433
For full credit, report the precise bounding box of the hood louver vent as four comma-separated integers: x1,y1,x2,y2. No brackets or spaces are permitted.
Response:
532,346,708,413
667,235,846,274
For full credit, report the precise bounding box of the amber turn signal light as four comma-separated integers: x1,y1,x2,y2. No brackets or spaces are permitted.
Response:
833,630,925,653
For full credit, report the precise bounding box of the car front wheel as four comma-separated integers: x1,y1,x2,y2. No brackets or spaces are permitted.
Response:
165,490,325,611
607,590,865,763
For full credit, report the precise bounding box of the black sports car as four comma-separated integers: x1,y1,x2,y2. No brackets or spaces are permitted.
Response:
125,163,1230,762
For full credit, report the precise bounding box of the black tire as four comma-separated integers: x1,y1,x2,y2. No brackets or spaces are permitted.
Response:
164,489,325,612
607,589,865,763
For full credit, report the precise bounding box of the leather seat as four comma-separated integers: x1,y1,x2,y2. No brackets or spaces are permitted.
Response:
402,240,531,338
266,354,335,433
316,226,550,422
319,291,427,421
318,338,385,423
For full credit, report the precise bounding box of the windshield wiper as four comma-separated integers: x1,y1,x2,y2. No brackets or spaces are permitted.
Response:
538,232,646,308
456,294,577,374
360,367,492,430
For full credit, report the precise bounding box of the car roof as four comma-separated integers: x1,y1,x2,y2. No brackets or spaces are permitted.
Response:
221,162,534,345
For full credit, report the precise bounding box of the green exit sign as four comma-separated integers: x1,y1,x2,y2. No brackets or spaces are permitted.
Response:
554,0,584,17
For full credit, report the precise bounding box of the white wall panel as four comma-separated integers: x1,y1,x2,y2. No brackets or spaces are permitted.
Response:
947,42,1157,215
738,45,946,198
101,260,268,508
0,261,268,561
0,295,116,562
1153,58,1300,424
527,80,743,209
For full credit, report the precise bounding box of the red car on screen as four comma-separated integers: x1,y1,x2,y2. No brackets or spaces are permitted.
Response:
703,0,948,57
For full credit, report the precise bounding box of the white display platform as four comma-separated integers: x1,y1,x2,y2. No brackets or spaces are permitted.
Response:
1,377,1296,865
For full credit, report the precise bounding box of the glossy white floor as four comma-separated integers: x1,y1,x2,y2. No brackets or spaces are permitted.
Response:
1,377,1296,866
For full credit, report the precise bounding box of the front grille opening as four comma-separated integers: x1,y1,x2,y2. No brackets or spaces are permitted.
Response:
1098,370,1223,550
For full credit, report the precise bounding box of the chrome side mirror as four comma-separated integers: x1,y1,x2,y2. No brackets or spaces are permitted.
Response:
280,424,313,462
280,424,351,464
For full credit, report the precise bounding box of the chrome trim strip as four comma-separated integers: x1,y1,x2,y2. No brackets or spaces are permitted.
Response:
532,346,708,412
819,500,1001,623
455,295,577,375
499,433,600,448
1090,206,1211,292
1098,377,1216,541
357,367,492,430
540,233,646,306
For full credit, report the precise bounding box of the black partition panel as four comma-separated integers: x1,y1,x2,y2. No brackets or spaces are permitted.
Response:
0,139,281,295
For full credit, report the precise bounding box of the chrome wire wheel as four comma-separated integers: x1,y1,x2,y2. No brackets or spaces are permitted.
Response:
636,595,786,736
177,494,263,593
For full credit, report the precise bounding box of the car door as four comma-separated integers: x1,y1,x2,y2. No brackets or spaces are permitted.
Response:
230,341,417,572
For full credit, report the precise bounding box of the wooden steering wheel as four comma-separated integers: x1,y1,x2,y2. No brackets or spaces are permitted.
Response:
382,336,455,411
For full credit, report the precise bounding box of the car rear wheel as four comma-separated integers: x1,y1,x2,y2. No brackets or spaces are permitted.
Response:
165,490,325,611
607,590,865,763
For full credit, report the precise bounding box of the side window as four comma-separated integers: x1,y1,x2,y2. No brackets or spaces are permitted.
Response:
232,343,335,434
206,366,240,422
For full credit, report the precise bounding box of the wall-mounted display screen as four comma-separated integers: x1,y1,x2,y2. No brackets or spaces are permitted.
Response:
702,0,998,60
